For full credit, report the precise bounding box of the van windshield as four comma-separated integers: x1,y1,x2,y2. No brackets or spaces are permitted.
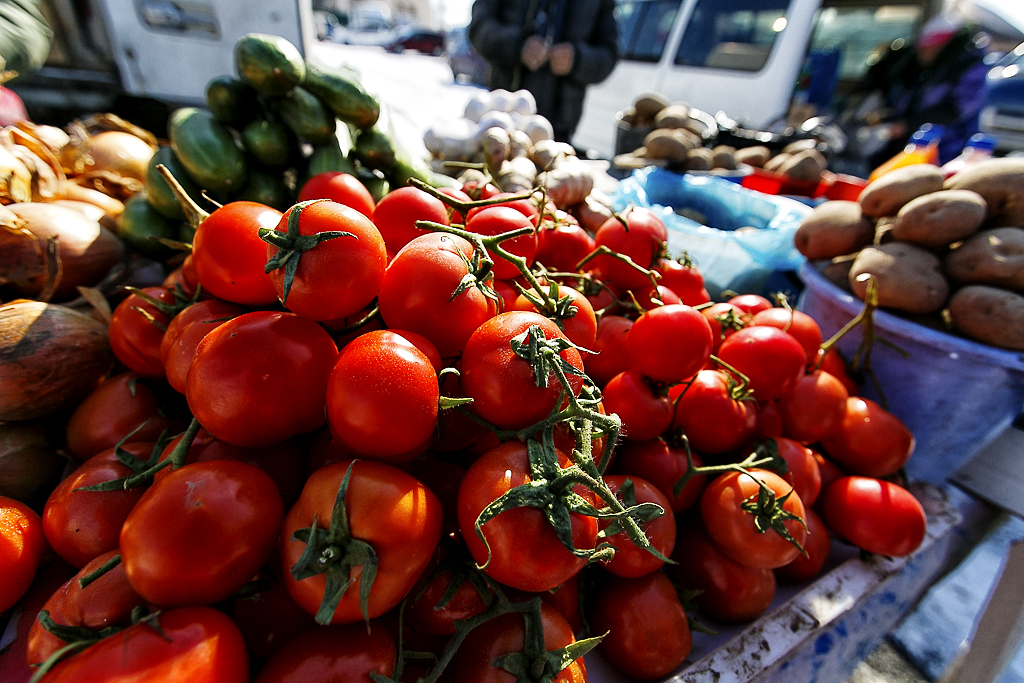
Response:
616,0,680,62
674,0,791,71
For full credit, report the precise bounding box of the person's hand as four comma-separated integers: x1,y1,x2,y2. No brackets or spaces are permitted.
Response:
521,35,549,71
549,42,575,76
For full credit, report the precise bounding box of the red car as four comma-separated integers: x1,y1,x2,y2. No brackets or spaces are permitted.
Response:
386,28,445,56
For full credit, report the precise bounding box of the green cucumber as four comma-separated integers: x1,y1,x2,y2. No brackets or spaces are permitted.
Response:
235,33,305,96
242,118,298,168
168,107,248,194
274,86,336,146
302,61,379,130
205,75,259,127
116,193,177,258
145,146,201,220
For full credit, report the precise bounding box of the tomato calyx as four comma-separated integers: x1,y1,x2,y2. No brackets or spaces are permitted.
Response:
596,478,674,565
259,199,358,305
510,324,588,389
513,280,580,333
75,417,201,492
492,602,600,682
290,460,379,626
124,285,200,333
739,481,808,556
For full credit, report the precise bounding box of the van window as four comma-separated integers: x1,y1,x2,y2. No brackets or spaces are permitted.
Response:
809,5,923,82
674,0,792,72
617,0,680,62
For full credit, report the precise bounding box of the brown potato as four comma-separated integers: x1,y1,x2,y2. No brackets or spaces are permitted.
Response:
849,242,950,313
777,149,826,182
944,157,1024,227
763,153,791,173
633,93,671,125
686,147,714,171
944,227,1024,291
794,200,875,260
859,165,944,218
822,254,856,292
948,285,1024,350
643,129,691,161
653,103,691,129
734,146,771,168
711,145,737,170
891,189,987,247
782,139,818,155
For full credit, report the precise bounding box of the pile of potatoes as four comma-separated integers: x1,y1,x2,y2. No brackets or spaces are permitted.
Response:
796,158,1024,351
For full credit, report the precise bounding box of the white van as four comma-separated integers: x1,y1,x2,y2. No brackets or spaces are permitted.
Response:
574,0,940,158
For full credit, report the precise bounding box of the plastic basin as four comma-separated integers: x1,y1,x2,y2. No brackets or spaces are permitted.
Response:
797,261,1024,484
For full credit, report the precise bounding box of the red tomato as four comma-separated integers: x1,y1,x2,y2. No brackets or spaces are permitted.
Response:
281,460,442,625
602,370,674,442
371,186,450,254
752,307,823,361
108,286,176,379
0,496,48,614
465,192,541,225
120,460,284,606
601,475,676,578
186,311,338,447
465,205,538,281
231,561,318,661
460,311,585,431
773,437,823,507
65,372,187,461
668,520,776,622
326,330,439,460
754,399,784,439
655,257,709,306
776,507,831,582
670,369,757,454
614,438,707,514
701,302,751,353
535,218,595,273
490,277,519,313
590,571,691,680
777,370,849,444
584,314,633,387
43,443,152,568
297,171,376,217
458,440,597,592
377,232,498,359
627,304,713,383
40,606,249,683
820,397,915,478
162,253,199,298
716,326,807,402
159,298,244,394
727,294,773,316
817,347,859,395
632,284,683,310
253,620,396,683
191,201,282,305
511,282,597,349
700,469,807,570
405,559,491,636
589,207,667,290
812,450,847,502
821,476,926,557
450,602,586,683
537,573,583,634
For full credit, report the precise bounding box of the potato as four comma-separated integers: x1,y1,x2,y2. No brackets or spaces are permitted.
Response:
711,145,737,170
653,103,690,129
782,138,818,155
948,285,1024,350
734,146,771,168
685,147,714,171
944,227,1024,291
632,93,671,125
821,254,856,292
643,129,691,161
794,200,875,260
858,165,944,218
891,189,987,247
849,242,950,313
944,157,1024,228
777,149,826,182
763,153,791,173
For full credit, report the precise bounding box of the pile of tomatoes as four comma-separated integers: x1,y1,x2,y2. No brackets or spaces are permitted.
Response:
0,170,928,683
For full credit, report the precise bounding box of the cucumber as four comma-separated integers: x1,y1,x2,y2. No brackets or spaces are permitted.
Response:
352,127,396,173
242,118,298,168
235,33,305,96
305,137,357,183
302,61,379,130
168,107,248,194
234,170,292,211
205,75,259,127
116,193,177,258
274,86,336,146
145,146,201,220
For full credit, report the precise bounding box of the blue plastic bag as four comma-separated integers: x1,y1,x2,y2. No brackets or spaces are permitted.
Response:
611,167,812,298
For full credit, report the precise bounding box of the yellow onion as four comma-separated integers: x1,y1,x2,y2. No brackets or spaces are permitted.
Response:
0,300,114,421
5,202,125,301
64,183,126,219
51,198,108,223
87,130,157,183
0,419,66,503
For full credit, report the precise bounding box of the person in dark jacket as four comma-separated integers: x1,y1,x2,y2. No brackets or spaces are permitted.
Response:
468,0,618,144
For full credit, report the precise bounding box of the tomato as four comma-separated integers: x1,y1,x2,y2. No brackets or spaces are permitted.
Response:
820,397,915,478
727,294,773,316
42,443,152,568
537,573,583,634
186,311,338,447
297,171,376,217
535,218,595,273
754,399,784,439
490,277,519,313
465,205,538,281
632,283,682,310
26,550,147,666
600,475,676,578
777,370,849,444
512,281,597,350
191,201,282,305
253,620,396,683
40,606,249,683
670,369,757,454
1,560,76,681
655,257,709,306
466,192,541,225
821,476,926,557
589,207,667,290
776,507,831,582
326,330,439,461
460,311,585,431
458,441,597,592
614,438,707,514
667,520,776,623
590,571,691,680
700,469,807,570
265,200,387,322
752,307,823,361
159,298,244,394
108,286,176,379
716,326,807,402
281,460,442,625
120,460,284,606
405,556,491,636
627,304,713,383
232,562,318,661
583,314,633,387
602,370,673,442
0,496,48,614
812,450,847,502
450,602,586,683
162,253,199,298
816,347,859,395
773,437,823,507
378,232,498,359
701,302,751,353
65,372,187,461
371,186,450,254
403,457,468,542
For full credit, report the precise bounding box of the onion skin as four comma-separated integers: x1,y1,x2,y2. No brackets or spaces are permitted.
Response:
87,131,156,183
0,420,66,503
0,301,114,421
64,184,125,219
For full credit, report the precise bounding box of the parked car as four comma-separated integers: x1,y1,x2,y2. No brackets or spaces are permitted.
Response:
445,26,490,86
979,42,1024,152
314,9,341,41
386,27,446,55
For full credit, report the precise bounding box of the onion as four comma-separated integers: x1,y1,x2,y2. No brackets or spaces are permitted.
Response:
5,202,126,301
64,183,126,219
88,131,157,182
0,300,114,421
50,199,108,223
0,420,66,503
